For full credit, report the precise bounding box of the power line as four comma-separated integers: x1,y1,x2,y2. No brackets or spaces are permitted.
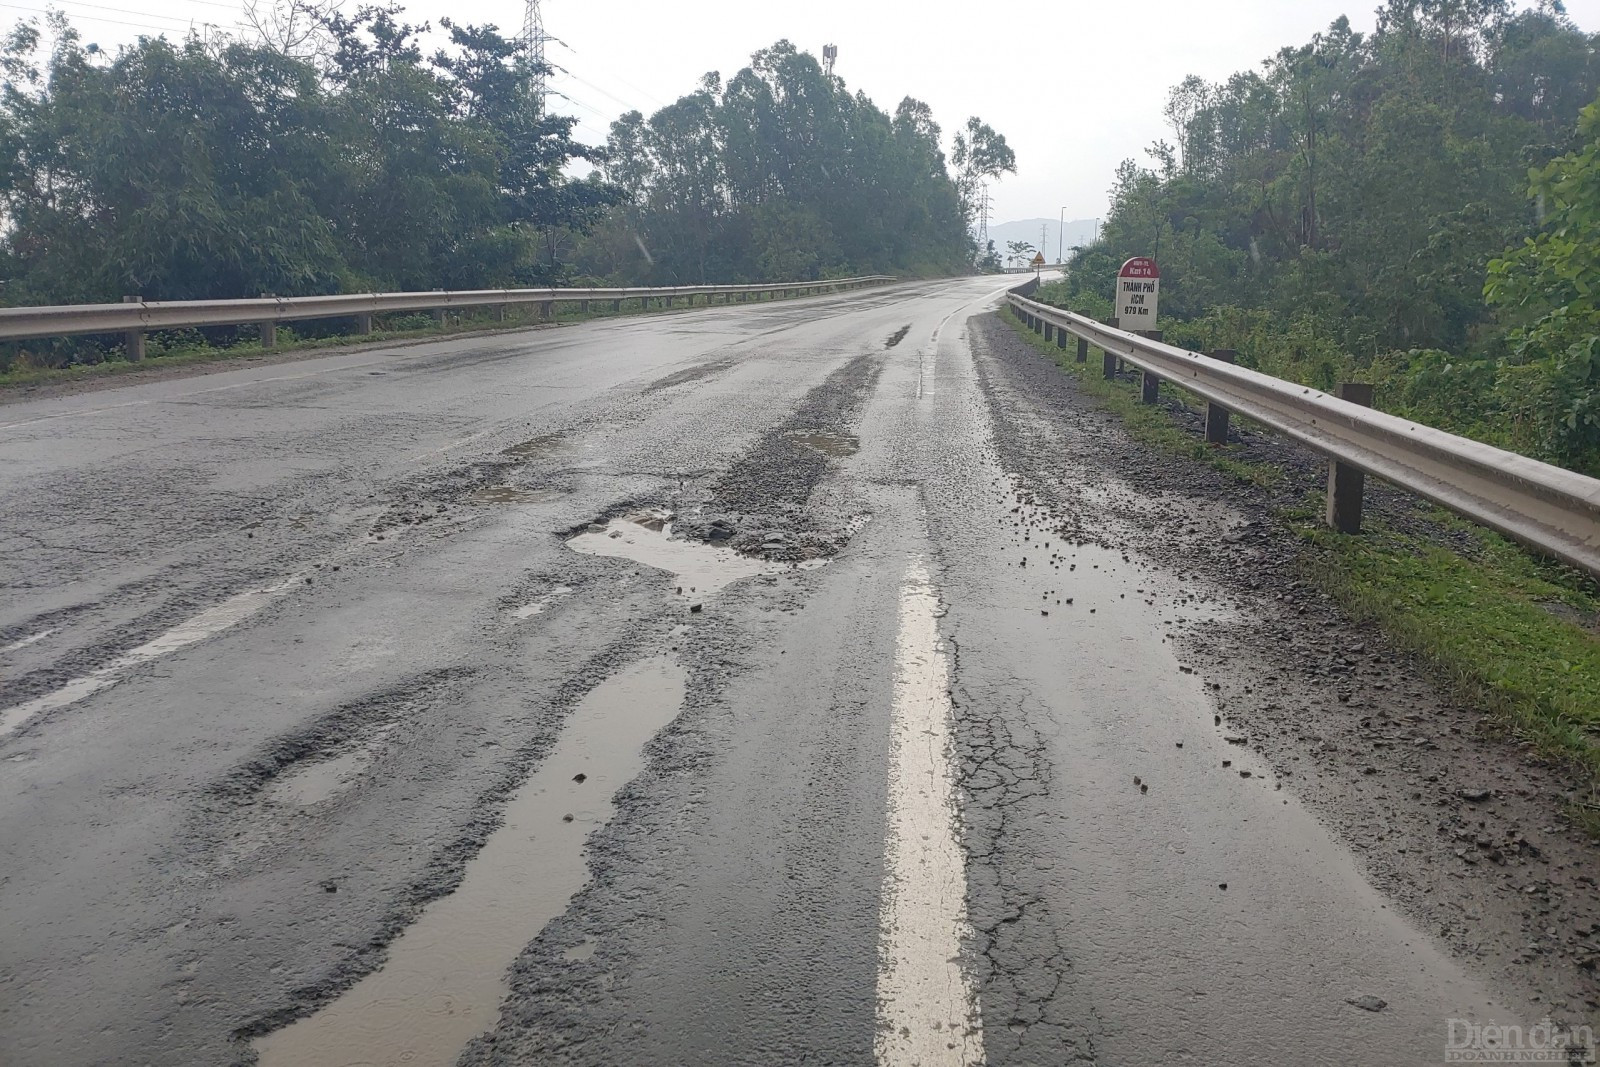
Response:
10,0,218,26
0,2,223,34
555,69,649,115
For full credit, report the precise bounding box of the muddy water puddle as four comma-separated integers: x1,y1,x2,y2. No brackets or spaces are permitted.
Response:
787,430,859,457
566,512,785,597
513,585,573,620
466,486,565,504
264,724,398,808
254,656,687,1067
500,434,565,460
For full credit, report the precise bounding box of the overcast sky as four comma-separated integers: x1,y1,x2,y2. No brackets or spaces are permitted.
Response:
12,0,1600,224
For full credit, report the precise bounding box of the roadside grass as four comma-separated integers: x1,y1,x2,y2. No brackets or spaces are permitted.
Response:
0,293,776,391
1000,307,1600,828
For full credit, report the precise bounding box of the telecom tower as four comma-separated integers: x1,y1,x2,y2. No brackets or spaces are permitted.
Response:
822,44,838,77
977,184,991,254
522,0,548,109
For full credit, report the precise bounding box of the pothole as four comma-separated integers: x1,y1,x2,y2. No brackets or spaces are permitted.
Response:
262,723,398,807
501,434,565,460
513,585,573,620
466,486,565,504
252,656,687,1067
566,511,786,597
785,431,859,458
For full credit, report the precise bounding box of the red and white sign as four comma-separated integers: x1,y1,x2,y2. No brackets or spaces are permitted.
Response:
1116,257,1160,327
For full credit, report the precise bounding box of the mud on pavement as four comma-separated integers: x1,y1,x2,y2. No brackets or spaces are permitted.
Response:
969,311,1600,1022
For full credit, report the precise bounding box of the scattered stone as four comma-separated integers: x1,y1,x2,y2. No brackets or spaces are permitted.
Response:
562,813,574,823
572,773,587,783
689,603,703,614
1458,788,1492,803
1346,995,1388,1013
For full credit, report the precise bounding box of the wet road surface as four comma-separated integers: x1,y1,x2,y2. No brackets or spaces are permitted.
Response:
0,278,1532,1064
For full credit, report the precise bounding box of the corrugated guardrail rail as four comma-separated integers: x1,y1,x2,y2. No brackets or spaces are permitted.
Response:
0,275,897,347
1006,287,1600,580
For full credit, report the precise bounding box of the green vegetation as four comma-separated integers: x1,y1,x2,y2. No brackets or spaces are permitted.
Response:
575,51,1006,284
0,8,1000,374
1045,1,1600,474
1001,306,1600,819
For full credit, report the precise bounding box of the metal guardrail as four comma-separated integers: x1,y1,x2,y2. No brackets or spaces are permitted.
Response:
1006,288,1600,579
0,276,897,347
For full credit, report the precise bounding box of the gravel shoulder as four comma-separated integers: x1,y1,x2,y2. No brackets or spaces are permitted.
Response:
972,310,1600,1023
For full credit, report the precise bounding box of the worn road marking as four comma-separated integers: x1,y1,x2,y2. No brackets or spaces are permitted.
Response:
0,629,54,653
875,557,984,1067
0,576,302,740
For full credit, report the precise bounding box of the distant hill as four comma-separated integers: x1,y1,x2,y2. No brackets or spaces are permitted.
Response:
984,218,1100,263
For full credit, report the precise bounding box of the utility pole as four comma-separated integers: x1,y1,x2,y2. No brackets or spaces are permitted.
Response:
1041,222,1049,261
522,0,548,110
1059,206,1068,263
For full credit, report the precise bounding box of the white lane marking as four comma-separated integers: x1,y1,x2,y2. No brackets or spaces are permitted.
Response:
1,629,55,653
875,558,984,1067
0,575,302,740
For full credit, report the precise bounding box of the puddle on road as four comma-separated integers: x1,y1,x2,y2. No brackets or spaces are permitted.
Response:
512,585,573,620
786,430,859,457
254,656,688,1067
466,486,565,504
500,434,565,460
264,724,398,808
566,513,784,597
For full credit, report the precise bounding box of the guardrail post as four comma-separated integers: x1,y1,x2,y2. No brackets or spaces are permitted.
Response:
666,295,674,308
432,290,446,325
1326,383,1375,534
612,298,622,312
539,300,554,322
122,295,145,361
579,299,590,314
1204,351,1236,443
1056,325,1068,351
1076,336,1088,363
258,294,277,348
356,312,374,335
1102,317,1119,379
494,305,506,322
1138,331,1163,403
1043,321,1054,342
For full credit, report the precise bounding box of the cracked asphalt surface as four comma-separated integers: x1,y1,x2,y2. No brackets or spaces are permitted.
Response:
0,276,1591,1066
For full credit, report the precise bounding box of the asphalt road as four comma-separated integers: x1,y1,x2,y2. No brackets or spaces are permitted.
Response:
0,277,1536,1065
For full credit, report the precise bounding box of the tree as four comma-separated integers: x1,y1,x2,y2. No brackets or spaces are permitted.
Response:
1487,90,1600,462
582,40,973,284
0,4,618,307
951,115,1017,253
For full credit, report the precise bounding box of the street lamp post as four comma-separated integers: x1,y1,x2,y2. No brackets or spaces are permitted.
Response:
1059,206,1068,263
